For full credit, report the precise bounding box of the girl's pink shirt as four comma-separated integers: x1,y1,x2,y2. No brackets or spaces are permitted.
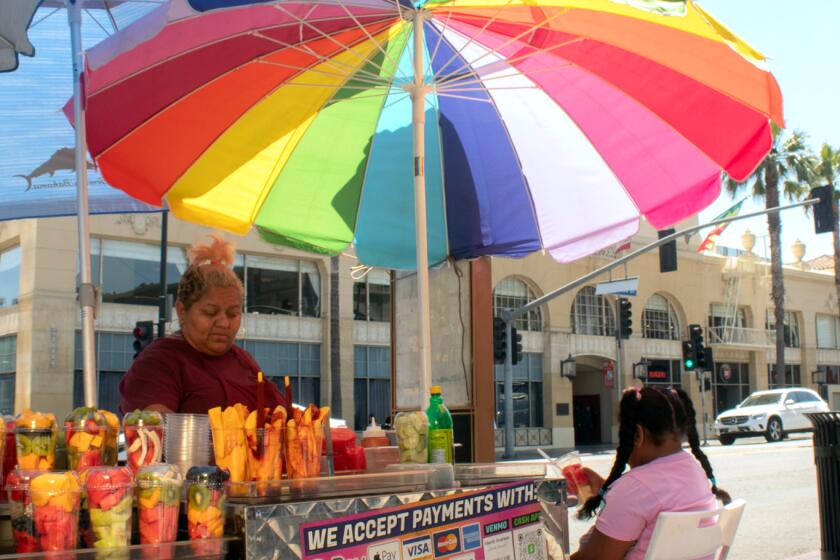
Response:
595,450,719,559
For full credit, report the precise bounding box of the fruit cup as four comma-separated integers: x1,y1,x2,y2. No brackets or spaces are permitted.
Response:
556,451,593,503
14,409,57,471
6,468,40,553
285,419,324,479
64,407,108,471
186,465,229,553
2,417,15,502
99,410,121,466
84,466,135,550
123,410,164,474
246,425,282,496
30,471,82,552
135,464,182,545
210,427,249,490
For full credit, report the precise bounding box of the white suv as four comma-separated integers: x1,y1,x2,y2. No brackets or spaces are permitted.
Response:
713,388,829,445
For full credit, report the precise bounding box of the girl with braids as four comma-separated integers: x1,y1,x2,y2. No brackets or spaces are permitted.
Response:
571,386,730,560
120,234,286,414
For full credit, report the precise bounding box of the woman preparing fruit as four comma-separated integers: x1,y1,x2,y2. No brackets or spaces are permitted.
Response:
119,234,286,414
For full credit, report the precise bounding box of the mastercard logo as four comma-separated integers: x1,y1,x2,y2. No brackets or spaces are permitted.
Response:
436,534,458,552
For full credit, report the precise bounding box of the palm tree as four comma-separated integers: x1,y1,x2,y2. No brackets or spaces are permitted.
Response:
725,126,814,387
813,144,840,316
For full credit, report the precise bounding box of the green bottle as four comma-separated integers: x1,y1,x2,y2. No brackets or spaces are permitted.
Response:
426,385,454,464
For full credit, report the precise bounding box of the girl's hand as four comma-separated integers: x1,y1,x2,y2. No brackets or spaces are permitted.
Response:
581,467,605,494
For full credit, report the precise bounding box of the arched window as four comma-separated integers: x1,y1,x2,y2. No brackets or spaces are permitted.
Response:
493,277,542,332
642,294,680,340
571,286,615,336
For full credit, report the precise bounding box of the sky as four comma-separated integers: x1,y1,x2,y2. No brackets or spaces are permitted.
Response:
696,0,840,262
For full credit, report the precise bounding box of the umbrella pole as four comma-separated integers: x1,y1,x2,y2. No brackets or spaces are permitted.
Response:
411,10,432,404
67,0,98,407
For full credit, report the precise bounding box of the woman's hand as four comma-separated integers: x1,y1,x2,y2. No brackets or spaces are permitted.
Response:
581,467,605,495
570,528,634,560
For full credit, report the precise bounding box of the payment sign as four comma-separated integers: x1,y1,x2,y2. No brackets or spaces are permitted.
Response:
433,529,462,558
402,535,434,560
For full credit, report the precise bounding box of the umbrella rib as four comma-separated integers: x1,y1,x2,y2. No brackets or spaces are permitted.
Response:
256,59,392,87
434,61,574,91
425,0,517,83
30,8,61,29
272,3,401,82
84,8,113,36
254,30,392,87
429,7,572,88
424,9,456,78
333,0,413,84
434,36,582,89
435,85,539,92
433,92,492,103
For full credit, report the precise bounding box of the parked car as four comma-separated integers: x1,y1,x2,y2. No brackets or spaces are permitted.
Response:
713,388,829,445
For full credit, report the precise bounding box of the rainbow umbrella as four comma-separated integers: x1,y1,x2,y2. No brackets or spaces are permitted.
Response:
71,0,782,394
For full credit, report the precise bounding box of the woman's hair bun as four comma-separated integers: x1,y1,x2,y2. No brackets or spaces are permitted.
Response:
187,233,236,268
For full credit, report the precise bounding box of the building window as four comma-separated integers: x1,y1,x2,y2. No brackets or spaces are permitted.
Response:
495,353,543,428
816,365,840,399
816,314,840,349
73,331,135,413
493,277,542,332
353,270,391,322
236,256,321,317
353,346,391,431
707,304,748,343
0,335,16,415
767,364,801,389
571,286,614,336
642,359,682,388
87,239,188,307
713,362,750,415
765,311,800,348
239,340,321,404
0,246,21,308
642,294,680,340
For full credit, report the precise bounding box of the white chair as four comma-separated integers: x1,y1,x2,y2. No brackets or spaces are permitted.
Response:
643,499,746,560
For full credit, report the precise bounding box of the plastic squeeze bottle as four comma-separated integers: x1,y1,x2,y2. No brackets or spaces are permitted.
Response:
426,386,454,464
361,418,390,448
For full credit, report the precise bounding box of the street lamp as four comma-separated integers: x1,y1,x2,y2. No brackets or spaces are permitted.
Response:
561,354,576,379
633,358,651,380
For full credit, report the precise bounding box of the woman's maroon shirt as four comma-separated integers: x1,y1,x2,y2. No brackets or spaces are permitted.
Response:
119,336,284,414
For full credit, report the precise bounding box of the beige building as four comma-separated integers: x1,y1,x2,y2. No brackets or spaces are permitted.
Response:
1,213,838,459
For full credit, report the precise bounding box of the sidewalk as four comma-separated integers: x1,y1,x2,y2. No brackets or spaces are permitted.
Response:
785,552,821,560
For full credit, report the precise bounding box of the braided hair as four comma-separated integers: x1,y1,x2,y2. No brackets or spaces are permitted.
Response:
577,386,729,520
674,388,732,505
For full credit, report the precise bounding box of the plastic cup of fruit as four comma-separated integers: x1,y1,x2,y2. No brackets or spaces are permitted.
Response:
285,423,324,479
3,417,16,495
136,464,183,545
556,451,593,503
64,407,108,471
123,410,165,474
99,410,121,467
246,427,282,496
185,465,229,554
14,427,57,472
29,471,82,552
6,468,40,553
211,427,250,491
85,466,135,550
394,411,429,464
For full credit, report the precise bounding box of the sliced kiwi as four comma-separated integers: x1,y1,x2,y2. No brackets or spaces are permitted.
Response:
189,485,211,512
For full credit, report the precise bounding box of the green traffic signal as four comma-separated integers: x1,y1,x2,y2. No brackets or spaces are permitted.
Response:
684,358,695,369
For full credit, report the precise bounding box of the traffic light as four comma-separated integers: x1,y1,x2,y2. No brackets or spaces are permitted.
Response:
812,185,835,234
618,298,632,339
133,320,154,359
682,340,696,370
493,318,507,364
511,327,523,366
658,228,677,273
689,324,706,369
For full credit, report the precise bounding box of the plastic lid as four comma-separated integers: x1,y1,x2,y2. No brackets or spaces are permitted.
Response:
186,466,230,487
430,385,441,395
30,471,81,495
84,466,135,491
362,418,386,439
136,463,183,488
64,407,106,429
5,468,40,491
123,409,163,428
14,409,56,431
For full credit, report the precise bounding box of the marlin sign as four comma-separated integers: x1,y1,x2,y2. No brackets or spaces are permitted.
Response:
595,277,639,297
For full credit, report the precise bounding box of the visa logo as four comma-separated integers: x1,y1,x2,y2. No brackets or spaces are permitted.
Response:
403,536,433,560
